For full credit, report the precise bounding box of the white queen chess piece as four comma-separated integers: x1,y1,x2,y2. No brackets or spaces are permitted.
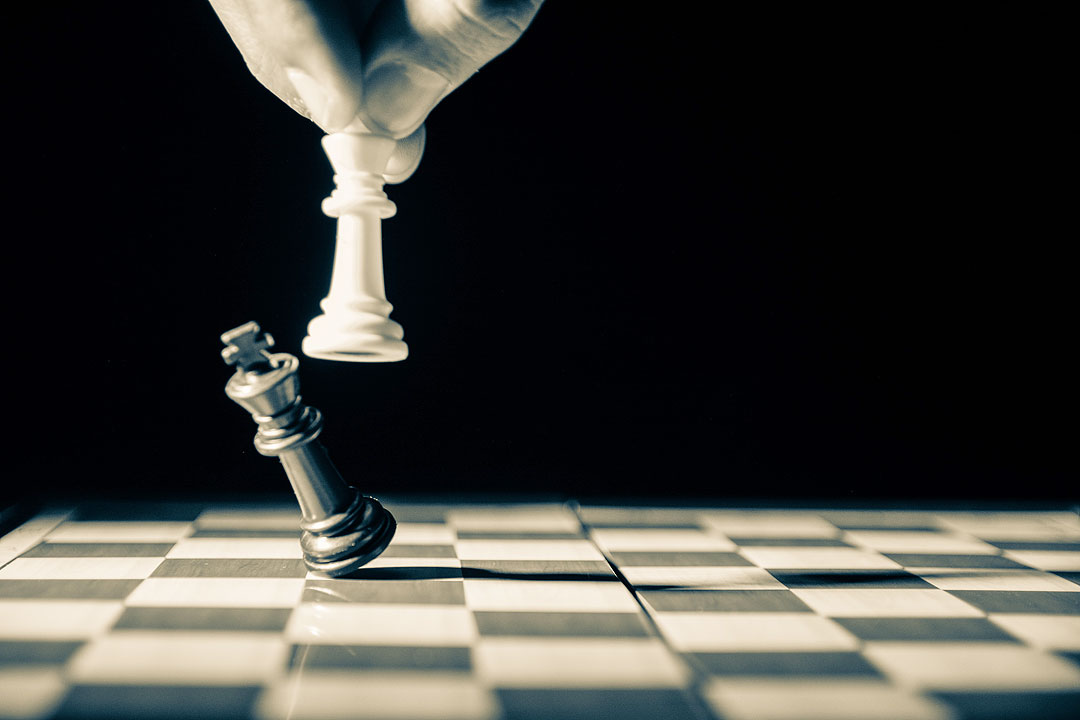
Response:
302,131,412,362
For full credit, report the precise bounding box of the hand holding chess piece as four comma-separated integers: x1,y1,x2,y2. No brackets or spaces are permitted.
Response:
221,321,397,576
210,0,544,361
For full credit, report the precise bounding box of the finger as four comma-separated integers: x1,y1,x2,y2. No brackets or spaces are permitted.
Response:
250,0,368,131
210,0,367,132
384,124,427,183
358,0,544,137
209,0,305,113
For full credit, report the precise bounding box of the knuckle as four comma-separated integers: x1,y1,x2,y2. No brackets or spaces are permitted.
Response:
451,0,543,39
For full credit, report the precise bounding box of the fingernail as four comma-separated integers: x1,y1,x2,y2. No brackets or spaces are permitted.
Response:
363,62,449,137
285,67,354,133
384,125,427,184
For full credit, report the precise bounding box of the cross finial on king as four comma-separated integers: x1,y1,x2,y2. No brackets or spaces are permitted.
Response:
221,321,275,372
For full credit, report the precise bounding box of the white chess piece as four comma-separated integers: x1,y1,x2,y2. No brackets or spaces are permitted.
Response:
303,132,409,362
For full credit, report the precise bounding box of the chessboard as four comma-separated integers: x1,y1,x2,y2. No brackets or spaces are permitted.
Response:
1,501,1078,720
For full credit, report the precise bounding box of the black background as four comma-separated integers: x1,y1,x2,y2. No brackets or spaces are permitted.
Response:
6,4,1072,503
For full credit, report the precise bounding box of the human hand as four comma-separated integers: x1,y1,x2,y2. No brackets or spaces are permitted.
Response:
209,0,543,178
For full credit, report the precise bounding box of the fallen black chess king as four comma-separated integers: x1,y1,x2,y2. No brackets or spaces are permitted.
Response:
220,321,396,577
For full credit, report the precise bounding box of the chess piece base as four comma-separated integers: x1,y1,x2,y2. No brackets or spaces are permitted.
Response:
302,331,408,363
302,494,398,578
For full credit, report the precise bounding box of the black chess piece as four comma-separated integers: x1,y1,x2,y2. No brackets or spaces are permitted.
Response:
221,321,396,577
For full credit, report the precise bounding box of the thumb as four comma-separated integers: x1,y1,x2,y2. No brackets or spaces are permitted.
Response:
358,0,544,138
